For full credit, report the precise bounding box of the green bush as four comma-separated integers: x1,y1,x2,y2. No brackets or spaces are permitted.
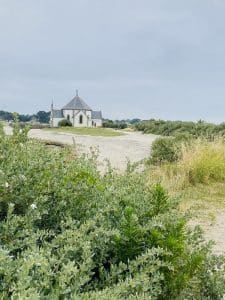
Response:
150,137,180,165
135,119,225,139
58,118,72,127
0,122,225,299
103,119,128,129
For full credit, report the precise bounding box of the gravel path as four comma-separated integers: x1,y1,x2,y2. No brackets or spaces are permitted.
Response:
28,129,157,171
201,213,225,255
5,126,157,171
4,126,157,171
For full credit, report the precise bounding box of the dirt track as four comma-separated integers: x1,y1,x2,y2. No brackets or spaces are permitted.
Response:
28,129,157,171
4,125,157,170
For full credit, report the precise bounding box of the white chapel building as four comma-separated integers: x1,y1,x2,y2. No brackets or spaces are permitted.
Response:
51,91,103,128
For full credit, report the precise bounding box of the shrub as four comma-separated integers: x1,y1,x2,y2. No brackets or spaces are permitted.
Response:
135,119,225,138
118,122,127,129
0,124,225,298
150,137,180,165
103,119,128,129
58,118,72,127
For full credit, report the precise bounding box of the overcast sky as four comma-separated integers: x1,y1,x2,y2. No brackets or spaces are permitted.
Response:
1,0,225,122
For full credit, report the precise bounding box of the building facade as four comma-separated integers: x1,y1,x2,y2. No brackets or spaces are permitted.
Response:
51,91,102,128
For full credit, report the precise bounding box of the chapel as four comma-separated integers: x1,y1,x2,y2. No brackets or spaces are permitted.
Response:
51,91,102,127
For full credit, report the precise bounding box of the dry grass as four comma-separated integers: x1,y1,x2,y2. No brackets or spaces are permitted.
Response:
147,138,225,221
180,139,225,184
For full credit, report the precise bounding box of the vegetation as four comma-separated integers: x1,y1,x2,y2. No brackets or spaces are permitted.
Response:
147,137,225,224
150,137,181,165
44,127,124,137
103,118,142,129
149,138,225,187
135,119,225,138
1,122,225,299
58,118,72,127
0,110,13,121
103,119,128,129
36,111,51,123
0,110,50,123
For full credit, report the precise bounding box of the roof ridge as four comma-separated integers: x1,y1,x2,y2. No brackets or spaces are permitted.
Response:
62,94,92,110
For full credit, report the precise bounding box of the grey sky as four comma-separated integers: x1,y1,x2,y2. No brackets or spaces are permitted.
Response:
1,0,225,122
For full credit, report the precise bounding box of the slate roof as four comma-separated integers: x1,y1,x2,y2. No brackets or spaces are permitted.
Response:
63,95,92,111
52,109,63,118
91,111,102,119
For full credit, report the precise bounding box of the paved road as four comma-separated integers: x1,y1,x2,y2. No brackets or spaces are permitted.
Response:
4,126,157,171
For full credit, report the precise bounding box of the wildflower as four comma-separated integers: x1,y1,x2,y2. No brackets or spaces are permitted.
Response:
5,182,9,188
31,203,37,210
19,174,26,181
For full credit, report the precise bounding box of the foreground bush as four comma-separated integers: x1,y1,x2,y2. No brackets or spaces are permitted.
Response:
0,124,225,299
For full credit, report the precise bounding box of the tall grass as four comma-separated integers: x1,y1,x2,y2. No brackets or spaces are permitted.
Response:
180,139,225,185
148,138,225,190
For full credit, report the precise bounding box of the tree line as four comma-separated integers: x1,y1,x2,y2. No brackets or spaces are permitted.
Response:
135,118,225,138
103,118,141,129
0,110,50,123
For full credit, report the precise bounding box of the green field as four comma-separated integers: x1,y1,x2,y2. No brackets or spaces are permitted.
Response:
43,127,124,137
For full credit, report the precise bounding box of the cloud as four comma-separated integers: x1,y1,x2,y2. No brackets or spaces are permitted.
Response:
0,0,225,122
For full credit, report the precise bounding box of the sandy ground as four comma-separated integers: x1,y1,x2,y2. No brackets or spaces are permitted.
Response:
199,213,225,255
4,125,157,171
29,129,158,171
4,125,225,254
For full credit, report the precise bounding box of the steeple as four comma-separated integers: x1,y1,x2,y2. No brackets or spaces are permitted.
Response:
51,97,54,111
50,97,54,128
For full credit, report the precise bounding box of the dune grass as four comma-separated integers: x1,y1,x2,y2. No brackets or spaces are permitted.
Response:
147,138,225,221
43,127,124,137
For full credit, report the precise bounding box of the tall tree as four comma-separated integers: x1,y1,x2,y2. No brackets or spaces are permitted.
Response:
36,111,50,123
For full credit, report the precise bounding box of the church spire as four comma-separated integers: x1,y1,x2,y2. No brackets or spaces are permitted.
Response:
51,97,54,111
50,97,54,128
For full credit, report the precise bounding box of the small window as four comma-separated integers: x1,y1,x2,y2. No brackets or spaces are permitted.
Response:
79,115,83,124
67,115,70,121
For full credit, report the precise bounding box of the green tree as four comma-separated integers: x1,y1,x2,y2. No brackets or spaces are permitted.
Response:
36,111,50,123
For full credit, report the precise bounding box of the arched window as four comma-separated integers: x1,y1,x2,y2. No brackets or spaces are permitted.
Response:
79,115,83,124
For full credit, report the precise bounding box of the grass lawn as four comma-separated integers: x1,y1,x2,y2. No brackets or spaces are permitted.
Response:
43,127,124,137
